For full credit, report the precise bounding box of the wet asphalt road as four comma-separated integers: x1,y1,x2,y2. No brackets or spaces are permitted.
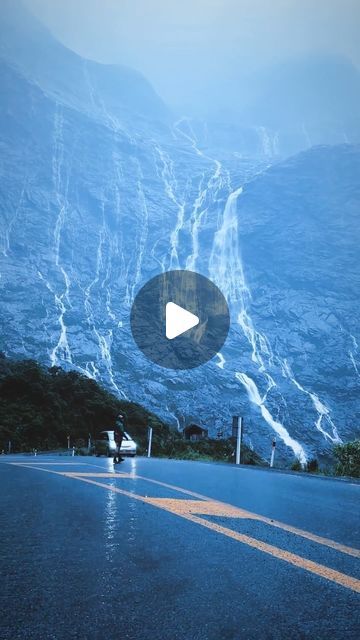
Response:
0,455,359,640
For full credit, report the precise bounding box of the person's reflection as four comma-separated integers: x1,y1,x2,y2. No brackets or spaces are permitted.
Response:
104,484,117,564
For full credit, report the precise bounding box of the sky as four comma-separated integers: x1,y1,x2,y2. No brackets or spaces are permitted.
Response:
25,0,360,110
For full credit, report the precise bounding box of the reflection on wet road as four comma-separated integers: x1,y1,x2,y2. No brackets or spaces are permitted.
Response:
1,455,359,639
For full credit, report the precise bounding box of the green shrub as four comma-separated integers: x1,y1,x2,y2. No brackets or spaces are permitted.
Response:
306,458,319,473
74,438,86,449
0,356,264,466
333,440,360,478
153,437,263,465
0,356,167,452
291,458,303,471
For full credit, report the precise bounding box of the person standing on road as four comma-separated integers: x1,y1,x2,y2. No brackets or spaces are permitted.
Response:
113,412,126,464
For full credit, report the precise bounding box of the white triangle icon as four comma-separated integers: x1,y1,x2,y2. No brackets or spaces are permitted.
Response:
165,302,199,340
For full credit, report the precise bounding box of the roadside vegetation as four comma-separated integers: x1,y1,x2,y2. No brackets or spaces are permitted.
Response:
0,354,161,452
147,429,264,465
1,356,358,476
333,440,360,478
0,355,261,464
290,440,360,478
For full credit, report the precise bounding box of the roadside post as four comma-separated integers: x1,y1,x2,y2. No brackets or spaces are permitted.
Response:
67,435,70,450
232,416,243,465
8,440,11,454
270,438,276,468
88,433,91,453
147,426,153,458
72,445,75,457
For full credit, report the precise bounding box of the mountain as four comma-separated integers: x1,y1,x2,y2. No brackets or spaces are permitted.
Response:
0,0,169,126
0,2,359,465
240,55,360,156
241,55,360,128
204,54,360,156
232,144,360,459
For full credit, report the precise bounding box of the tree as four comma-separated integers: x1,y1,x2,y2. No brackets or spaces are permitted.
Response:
333,440,360,478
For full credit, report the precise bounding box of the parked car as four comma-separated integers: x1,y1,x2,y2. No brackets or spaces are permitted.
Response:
94,430,137,458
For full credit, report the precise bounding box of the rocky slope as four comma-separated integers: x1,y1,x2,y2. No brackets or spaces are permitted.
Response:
0,2,359,464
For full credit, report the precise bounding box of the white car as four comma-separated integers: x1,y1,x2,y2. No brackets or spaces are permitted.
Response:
94,430,137,458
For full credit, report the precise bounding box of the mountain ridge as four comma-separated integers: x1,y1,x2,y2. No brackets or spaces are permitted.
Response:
0,0,170,125
0,2,359,464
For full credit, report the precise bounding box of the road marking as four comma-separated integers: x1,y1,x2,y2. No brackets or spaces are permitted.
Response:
61,472,135,478
129,475,360,558
143,499,360,592
144,497,249,516
182,513,360,594
8,461,360,592
62,473,360,594
10,462,360,557
72,476,360,593
8,462,89,465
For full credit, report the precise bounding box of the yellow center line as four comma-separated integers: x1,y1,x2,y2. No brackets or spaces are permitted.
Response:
61,474,360,594
121,471,360,559
8,461,360,592
10,462,360,557
181,513,360,594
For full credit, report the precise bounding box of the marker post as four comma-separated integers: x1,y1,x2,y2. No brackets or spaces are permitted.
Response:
147,426,153,458
270,438,276,468
232,416,243,465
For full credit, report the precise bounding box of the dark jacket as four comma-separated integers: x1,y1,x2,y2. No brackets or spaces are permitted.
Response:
114,414,127,443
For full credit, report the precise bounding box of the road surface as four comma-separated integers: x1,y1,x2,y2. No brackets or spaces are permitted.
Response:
0,455,359,639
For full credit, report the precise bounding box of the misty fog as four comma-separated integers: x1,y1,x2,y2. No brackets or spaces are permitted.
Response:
24,0,360,113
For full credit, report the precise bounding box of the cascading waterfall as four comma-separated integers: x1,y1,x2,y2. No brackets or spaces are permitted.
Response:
38,270,72,367
209,187,246,303
216,353,225,369
256,126,279,158
349,334,360,378
153,142,186,270
12,100,350,454
281,360,341,443
185,159,224,272
185,172,208,272
235,372,307,461
50,103,73,367
2,18,359,469
173,118,226,272
173,117,202,156
131,159,150,300
82,195,125,398
209,184,308,463
155,120,227,275
1,181,27,257
301,122,312,147
208,177,345,461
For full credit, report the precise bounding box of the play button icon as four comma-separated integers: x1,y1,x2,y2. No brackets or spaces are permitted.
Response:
165,302,199,340
130,270,230,370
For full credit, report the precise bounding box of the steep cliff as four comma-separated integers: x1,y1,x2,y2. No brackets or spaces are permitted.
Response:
0,2,359,464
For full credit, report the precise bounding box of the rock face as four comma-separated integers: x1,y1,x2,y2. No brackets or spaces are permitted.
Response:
0,3,359,464
234,55,360,157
